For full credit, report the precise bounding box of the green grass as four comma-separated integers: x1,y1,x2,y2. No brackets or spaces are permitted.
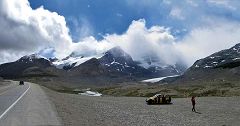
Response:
95,83,240,97
19,77,240,97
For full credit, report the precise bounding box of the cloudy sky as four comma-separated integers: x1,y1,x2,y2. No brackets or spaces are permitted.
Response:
1,0,240,66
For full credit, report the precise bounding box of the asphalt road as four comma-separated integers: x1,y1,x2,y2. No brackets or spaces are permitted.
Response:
0,82,61,126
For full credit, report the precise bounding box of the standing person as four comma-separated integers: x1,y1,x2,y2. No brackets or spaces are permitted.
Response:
168,96,171,103
191,96,196,112
162,95,166,104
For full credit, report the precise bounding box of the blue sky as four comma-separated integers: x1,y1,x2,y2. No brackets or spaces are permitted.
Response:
1,0,240,65
28,0,240,42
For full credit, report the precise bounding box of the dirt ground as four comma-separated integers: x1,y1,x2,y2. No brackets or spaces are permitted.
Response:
45,88,240,126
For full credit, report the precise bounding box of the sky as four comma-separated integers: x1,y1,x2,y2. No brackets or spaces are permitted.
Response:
1,0,240,66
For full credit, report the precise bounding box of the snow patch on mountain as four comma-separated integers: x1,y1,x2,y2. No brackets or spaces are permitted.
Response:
138,60,165,69
141,75,179,83
18,54,49,62
53,54,103,69
79,91,102,96
232,58,240,61
192,43,240,69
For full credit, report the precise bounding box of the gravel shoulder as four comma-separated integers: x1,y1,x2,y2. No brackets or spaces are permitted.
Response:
44,88,240,126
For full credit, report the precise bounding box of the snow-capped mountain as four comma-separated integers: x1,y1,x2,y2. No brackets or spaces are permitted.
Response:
0,46,187,80
0,54,57,78
70,47,151,77
52,54,103,70
53,46,186,77
2,43,240,86
190,43,240,69
52,47,135,71
16,54,52,67
98,46,149,75
137,53,187,76
19,54,50,61
174,43,240,84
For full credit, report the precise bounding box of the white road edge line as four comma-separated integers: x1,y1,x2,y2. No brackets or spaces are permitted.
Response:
0,84,30,119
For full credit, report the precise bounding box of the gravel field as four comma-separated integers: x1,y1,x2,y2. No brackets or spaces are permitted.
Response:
45,88,240,126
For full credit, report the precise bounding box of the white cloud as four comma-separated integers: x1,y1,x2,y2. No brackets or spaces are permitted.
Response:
71,36,114,57
116,13,123,17
102,19,240,67
61,19,179,66
207,0,236,10
103,19,179,65
68,17,93,41
94,18,240,67
185,0,198,7
0,0,73,63
176,21,240,66
163,0,171,5
169,7,185,20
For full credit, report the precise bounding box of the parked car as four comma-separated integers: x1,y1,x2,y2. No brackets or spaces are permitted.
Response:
19,81,24,85
146,94,171,105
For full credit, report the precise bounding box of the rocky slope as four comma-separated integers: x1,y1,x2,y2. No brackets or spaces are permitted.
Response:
174,43,240,84
191,43,240,69
0,54,60,78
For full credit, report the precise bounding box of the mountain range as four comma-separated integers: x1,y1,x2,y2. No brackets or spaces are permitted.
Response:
0,46,187,85
1,43,240,86
170,43,240,85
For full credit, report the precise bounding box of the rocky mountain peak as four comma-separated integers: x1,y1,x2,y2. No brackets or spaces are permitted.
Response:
191,42,240,69
18,54,49,62
104,46,131,59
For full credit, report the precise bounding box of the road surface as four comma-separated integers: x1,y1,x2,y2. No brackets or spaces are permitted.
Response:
0,82,61,126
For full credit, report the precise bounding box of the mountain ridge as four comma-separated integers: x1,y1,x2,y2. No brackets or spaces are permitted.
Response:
170,43,240,84
0,46,187,85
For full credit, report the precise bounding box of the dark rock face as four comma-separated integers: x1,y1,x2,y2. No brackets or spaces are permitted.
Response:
98,46,151,77
49,57,58,62
71,58,107,76
62,62,77,70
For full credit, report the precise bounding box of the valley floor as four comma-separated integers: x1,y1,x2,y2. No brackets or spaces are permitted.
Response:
45,88,240,126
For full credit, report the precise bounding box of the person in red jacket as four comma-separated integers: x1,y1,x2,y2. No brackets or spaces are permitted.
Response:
191,96,196,112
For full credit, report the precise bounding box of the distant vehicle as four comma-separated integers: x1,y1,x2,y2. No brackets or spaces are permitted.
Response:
19,81,24,85
146,94,171,105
